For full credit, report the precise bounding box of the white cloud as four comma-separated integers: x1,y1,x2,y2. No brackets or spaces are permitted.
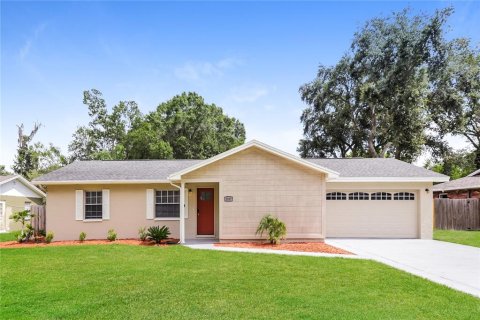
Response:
174,57,242,81
228,85,272,103
19,22,47,60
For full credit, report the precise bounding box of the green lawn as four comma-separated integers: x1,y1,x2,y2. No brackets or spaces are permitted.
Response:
434,229,480,248
0,231,17,242
1,245,478,319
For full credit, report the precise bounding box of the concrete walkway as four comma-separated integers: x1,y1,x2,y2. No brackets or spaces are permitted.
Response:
185,242,363,259
326,239,480,298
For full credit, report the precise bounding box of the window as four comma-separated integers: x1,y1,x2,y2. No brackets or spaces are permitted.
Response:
85,191,102,219
24,201,32,211
439,193,448,199
326,192,347,200
349,192,369,200
394,192,415,200
155,190,180,218
370,192,392,200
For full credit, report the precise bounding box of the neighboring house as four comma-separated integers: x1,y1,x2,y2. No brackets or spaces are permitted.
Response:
32,140,448,241
433,169,480,199
0,175,46,232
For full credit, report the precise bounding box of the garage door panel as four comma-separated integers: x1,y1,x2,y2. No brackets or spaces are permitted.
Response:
326,191,418,238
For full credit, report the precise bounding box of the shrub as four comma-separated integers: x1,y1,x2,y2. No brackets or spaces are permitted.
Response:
79,232,87,242
138,227,147,241
107,229,117,241
16,223,34,243
147,225,171,244
45,232,54,244
256,214,287,245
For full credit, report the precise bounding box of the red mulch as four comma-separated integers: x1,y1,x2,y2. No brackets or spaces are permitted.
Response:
0,239,179,248
214,242,353,255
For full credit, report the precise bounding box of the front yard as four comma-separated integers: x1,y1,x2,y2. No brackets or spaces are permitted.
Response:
1,245,478,319
434,229,480,248
0,231,16,242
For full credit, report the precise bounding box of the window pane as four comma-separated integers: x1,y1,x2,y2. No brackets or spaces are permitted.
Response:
155,204,180,218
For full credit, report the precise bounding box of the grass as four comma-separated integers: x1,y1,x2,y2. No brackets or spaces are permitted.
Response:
434,229,480,248
0,231,17,242
1,245,479,319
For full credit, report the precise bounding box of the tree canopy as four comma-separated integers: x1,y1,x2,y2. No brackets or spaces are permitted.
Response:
299,7,480,168
69,90,245,160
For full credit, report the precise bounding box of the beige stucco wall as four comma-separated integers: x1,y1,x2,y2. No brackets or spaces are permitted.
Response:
0,195,43,231
326,181,434,239
183,147,326,240
46,184,180,241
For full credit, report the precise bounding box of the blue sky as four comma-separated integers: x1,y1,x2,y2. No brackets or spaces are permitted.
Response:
1,1,479,168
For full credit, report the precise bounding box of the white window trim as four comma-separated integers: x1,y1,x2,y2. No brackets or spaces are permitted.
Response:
155,189,180,219
84,190,103,220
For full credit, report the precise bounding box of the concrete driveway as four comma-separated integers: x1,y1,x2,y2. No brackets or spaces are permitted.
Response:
326,239,480,298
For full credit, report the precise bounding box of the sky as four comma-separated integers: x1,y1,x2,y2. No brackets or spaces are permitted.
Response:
1,1,480,169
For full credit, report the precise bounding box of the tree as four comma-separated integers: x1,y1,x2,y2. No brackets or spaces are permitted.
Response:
147,92,246,159
299,8,455,162
425,148,476,180
13,123,41,178
428,41,480,168
70,90,246,160
12,123,68,179
0,165,11,176
69,89,142,160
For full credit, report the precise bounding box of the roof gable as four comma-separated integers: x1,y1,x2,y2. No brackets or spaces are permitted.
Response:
168,140,340,180
0,175,46,198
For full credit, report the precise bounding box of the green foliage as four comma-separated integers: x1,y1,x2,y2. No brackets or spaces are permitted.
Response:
69,90,246,160
79,232,87,242
45,232,54,244
434,230,480,248
13,123,41,179
138,227,148,241
107,229,117,242
256,214,287,245
9,210,34,236
15,224,34,243
146,225,171,244
0,165,11,176
425,149,476,179
299,8,478,165
12,123,68,179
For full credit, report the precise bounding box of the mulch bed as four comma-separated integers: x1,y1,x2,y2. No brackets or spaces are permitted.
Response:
0,238,179,248
214,242,353,255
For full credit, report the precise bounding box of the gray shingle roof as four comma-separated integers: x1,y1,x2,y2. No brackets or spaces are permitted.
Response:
33,157,447,183
432,175,480,192
305,158,447,179
32,160,203,182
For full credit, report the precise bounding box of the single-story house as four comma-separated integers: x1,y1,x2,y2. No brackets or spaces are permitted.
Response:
0,175,46,232
33,140,448,242
433,169,480,199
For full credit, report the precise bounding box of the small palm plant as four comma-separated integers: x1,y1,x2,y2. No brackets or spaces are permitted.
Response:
256,214,287,245
147,226,171,244
10,210,35,243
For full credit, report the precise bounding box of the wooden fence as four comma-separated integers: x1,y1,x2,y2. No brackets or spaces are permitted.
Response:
434,198,480,230
31,205,46,234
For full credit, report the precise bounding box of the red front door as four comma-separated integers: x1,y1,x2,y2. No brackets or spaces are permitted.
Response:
197,188,214,235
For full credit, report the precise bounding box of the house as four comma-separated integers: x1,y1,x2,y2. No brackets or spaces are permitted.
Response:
32,140,448,242
433,169,480,199
0,175,46,232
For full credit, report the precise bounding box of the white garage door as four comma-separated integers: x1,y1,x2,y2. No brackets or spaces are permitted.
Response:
326,191,418,238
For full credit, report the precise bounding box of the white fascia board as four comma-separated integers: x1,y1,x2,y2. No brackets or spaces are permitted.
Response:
328,176,450,183
168,140,339,180
2,175,46,198
33,179,171,185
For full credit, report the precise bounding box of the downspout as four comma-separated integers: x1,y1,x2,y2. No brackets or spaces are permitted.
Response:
170,181,185,244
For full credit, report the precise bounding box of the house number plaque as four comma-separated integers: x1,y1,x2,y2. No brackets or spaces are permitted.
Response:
224,196,233,202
